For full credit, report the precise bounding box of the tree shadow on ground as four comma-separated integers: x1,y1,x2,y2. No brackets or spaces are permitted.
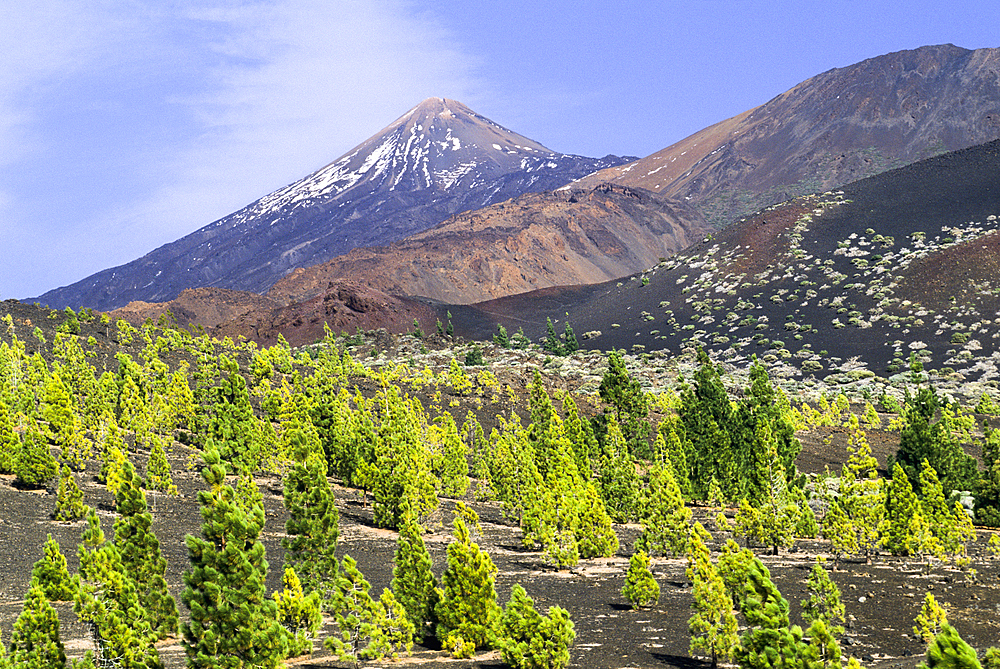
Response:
650,652,713,669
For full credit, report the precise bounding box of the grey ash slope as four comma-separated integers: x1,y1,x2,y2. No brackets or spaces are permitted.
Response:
39,98,632,310
457,138,1000,394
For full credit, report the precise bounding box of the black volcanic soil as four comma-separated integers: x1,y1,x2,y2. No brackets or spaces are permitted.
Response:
3,423,1000,669
456,138,1000,382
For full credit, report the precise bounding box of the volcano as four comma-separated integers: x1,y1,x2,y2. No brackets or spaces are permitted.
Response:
39,98,631,310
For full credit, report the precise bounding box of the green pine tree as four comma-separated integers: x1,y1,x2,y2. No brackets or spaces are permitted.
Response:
14,421,58,488
113,460,178,640
326,555,414,662
800,557,845,635
181,446,287,668
143,435,177,495
542,317,564,355
920,624,982,669
493,324,510,348
598,349,651,457
435,511,501,656
562,320,579,354
272,567,321,658
919,459,974,557
282,429,340,602
498,584,576,669
802,618,842,669
598,415,639,523
390,510,439,643
575,481,620,560
914,592,949,644
881,461,925,555
687,531,738,669
734,557,806,669
0,400,19,474
30,534,76,602
678,348,736,500
8,583,65,669
636,459,692,557
716,539,756,612
75,508,163,669
53,464,89,521
622,550,660,609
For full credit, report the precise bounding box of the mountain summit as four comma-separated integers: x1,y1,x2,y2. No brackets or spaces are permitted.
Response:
40,98,631,310
571,44,1000,227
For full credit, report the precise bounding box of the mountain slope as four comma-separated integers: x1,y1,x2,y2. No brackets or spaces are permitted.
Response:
570,44,1000,227
265,183,711,306
39,98,632,310
457,138,1000,396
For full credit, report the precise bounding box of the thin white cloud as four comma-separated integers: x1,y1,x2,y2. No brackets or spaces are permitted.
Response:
0,0,478,299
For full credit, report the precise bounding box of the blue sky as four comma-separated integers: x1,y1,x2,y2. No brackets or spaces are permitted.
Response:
1,0,997,300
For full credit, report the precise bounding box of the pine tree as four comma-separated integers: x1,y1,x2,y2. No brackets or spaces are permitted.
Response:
734,558,806,669
282,429,340,602
826,422,885,563
919,460,974,557
895,387,978,498
498,584,575,669
562,393,599,478
181,446,287,668
493,324,510,348
598,349,651,457
622,550,660,609
326,555,414,662
8,583,65,669
366,589,415,661
431,412,470,498
598,415,639,523
325,555,382,661
687,535,738,669
542,317,564,355
920,624,982,669
75,509,162,669
800,558,845,635
527,370,558,477
522,416,583,568
435,511,501,656
114,460,178,640
143,435,177,495
679,348,735,500
53,464,89,521
913,592,949,643
30,534,76,602
562,320,579,355
881,461,927,556
0,400,19,474
863,402,882,429
636,459,692,557
792,486,819,538
14,421,58,488
657,417,692,497
716,539,756,612
754,429,800,555
574,482,619,560
272,567,321,658
732,358,801,504
390,510,439,642
802,618,842,669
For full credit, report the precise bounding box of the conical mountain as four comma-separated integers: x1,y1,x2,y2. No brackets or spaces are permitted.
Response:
39,98,631,310
571,44,1000,227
